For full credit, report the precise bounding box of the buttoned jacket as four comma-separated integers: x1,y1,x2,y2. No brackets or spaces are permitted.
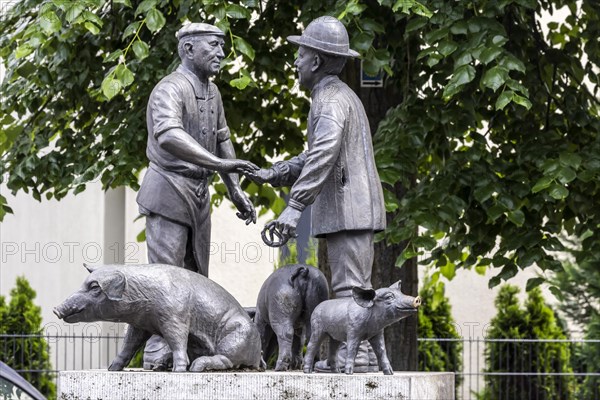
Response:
273,75,386,237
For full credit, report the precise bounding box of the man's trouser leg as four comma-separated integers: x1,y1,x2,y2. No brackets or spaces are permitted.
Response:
143,214,189,370
317,230,378,372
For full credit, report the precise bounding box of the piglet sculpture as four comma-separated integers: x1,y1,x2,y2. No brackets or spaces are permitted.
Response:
255,264,329,371
54,263,262,372
303,281,421,375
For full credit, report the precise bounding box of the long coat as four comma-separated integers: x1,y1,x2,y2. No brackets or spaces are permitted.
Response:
272,75,386,238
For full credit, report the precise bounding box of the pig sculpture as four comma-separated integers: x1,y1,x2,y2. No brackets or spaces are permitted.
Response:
54,263,262,372
255,264,329,371
303,281,421,375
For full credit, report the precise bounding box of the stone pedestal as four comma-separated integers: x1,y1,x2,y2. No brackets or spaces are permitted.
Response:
58,370,454,399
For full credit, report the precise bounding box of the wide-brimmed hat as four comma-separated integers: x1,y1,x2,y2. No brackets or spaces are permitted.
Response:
287,16,359,58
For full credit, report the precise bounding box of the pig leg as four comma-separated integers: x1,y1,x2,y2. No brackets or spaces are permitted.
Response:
344,336,362,375
161,326,190,372
109,326,151,371
190,355,234,372
255,317,275,363
273,321,295,371
328,339,341,373
303,330,327,373
290,327,304,370
369,331,393,375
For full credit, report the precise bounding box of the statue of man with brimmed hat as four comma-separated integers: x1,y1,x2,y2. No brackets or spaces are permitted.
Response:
246,16,387,373
136,22,258,370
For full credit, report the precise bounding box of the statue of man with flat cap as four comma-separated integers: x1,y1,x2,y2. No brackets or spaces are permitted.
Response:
136,22,257,370
246,16,386,372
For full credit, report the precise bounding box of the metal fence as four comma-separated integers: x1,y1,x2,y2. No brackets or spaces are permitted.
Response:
418,337,600,400
1,334,599,400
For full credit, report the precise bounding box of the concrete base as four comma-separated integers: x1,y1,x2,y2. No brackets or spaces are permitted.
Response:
58,369,454,400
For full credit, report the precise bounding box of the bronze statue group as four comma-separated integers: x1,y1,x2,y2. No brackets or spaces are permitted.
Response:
55,16,421,375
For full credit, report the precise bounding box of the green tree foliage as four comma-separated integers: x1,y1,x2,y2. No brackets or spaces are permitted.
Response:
417,272,462,392
374,0,600,289
1,0,598,286
481,285,575,400
0,277,56,399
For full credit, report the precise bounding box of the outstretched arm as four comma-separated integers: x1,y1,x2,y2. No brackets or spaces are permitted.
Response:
158,128,257,174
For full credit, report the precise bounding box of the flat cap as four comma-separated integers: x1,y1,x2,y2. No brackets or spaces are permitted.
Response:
176,23,225,40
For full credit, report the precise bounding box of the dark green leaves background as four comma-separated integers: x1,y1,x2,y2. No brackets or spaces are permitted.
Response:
1,0,598,288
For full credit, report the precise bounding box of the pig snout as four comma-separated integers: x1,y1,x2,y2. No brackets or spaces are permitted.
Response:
54,297,85,321
397,294,421,310
413,296,422,308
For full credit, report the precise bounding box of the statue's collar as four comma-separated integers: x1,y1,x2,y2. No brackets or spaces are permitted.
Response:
176,65,215,100
311,75,341,100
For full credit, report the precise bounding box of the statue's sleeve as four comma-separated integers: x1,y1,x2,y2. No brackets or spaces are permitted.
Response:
215,86,231,143
150,80,184,138
269,153,308,187
286,102,346,211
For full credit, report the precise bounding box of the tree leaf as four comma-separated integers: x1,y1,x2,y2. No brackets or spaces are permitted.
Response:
479,46,503,64
226,4,251,19
495,90,514,110
474,183,496,203
84,22,100,35
146,8,166,33
123,21,142,40
526,277,545,291
532,176,553,193
132,40,150,60
135,0,158,16
499,54,526,73
233,36,255,61
438,40,458,57
548,285,564,301
512,93,532,110
548,183,569,200
450,21,468,35
101,76,122,100
443,65,476,98
482,66,509,92
439,262,456,280
230,75,252,90
346,2,367,15
507,210,525,226
559,152,582,169
65,3,86,23
104,49,123,63
40,10,62,35
115,64,134,87
352,32,374,52
114,0,132,7
558,166,577,184
15,44,34,59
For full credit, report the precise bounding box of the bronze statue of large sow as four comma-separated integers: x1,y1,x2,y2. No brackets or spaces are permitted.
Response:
54,263,262,372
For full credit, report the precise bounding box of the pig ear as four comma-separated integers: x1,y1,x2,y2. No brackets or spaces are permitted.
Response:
389,280,402,291
98,271,128,301
83,263,99,273
352,287,376,308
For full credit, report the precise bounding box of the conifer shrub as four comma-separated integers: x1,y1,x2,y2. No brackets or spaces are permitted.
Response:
417,273,463,393
480,285,575,400
0,277,56,399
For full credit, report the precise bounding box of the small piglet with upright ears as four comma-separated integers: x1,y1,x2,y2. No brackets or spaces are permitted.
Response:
303,281,421,375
